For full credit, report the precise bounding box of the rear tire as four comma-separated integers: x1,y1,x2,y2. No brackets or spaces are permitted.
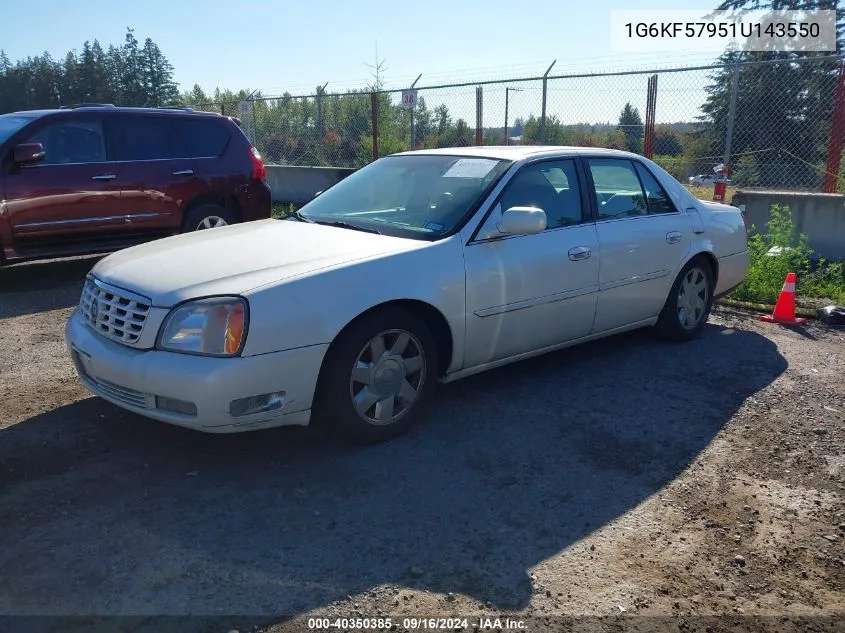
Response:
181,204,237,232
654,256,714,342
312,306,440,445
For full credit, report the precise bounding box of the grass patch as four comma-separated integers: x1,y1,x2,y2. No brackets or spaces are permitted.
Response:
729,203,845,307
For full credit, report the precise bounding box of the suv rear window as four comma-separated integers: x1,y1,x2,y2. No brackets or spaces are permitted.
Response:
108,117,174,161
174,119,231,158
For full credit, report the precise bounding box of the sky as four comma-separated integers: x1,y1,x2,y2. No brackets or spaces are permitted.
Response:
1,0,734,125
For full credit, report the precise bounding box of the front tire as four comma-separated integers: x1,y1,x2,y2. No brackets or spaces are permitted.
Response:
654,256,714,342
313,306,440,445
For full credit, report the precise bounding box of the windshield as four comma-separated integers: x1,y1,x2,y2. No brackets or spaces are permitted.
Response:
296,154,512,240
0,114,37,146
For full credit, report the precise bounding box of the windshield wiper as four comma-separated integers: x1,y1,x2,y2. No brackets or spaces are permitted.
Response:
313,220,381,234
285,209,314,223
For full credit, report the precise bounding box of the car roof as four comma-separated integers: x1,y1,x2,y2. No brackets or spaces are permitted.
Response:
393,145,643,162
3,105,225,119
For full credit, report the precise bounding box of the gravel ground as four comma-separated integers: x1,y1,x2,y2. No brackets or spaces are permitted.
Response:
1,258,844,633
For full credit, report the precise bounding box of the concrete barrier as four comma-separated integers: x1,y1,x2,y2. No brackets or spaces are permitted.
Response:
265,165,357,206
731,190,845,261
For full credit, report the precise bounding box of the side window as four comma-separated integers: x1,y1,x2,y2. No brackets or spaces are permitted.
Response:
633,162,678,214
587,158,648,220
108,117,173,161
498,159,584,229
26,119,106,165
176,119,231,158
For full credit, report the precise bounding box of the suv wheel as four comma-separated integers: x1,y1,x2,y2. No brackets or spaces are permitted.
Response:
182,204,237,232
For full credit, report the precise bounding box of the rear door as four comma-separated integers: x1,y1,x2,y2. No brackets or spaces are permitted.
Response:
585,156,693,333
4,116,125,240
170,116,238,199
104,114,197,232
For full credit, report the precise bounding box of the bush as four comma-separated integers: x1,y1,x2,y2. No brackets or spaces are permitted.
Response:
730,204,845,304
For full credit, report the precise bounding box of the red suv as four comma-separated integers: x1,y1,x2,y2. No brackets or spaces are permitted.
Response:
0,104,271,265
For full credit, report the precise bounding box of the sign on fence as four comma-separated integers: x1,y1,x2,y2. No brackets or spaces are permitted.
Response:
238,100,250,114
400,89,418,109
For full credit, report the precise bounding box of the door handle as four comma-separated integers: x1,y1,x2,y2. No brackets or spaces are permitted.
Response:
172,170,194,176
666,231,682,244
92,173,116,181
568,246,591,261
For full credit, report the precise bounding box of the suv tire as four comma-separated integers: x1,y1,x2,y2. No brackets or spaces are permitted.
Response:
182,204,237,232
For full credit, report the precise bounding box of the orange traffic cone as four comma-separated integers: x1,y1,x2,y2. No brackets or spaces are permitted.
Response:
759,272,807,325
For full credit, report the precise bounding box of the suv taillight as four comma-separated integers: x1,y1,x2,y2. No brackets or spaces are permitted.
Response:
249,146,266,181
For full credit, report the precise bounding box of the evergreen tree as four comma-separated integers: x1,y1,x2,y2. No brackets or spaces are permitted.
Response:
618,102,644,154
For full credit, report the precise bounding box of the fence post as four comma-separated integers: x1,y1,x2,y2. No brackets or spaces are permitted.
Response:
409,74,422,151
250,98,256,146
475,86,483,146
371,92,379,161
539,59,556,144
220,102,225,116
723,63,741,170
823,62,845,193
643,74,658,159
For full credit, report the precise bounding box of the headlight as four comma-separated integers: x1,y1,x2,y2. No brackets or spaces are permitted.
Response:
158,297,248,356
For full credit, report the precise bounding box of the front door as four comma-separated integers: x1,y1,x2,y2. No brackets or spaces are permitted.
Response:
584,157,693,333
5,116,125,241
463,158,600,369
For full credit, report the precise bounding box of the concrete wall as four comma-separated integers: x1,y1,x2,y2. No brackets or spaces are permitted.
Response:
265,165,357,206
731,190,845,261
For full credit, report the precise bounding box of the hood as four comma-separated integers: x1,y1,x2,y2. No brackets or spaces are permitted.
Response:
90,219,422,306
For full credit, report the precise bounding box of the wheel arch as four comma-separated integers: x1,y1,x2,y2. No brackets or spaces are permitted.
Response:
680,248,719,287
182,194,243,225
318,298,455,382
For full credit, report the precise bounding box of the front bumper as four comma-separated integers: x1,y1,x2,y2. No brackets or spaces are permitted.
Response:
65,308,328,433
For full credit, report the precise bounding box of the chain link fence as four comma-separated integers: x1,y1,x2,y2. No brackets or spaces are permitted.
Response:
187,55,845,193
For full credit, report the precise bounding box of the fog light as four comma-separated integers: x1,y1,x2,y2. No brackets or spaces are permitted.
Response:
229,392,286,418
156,396,198,416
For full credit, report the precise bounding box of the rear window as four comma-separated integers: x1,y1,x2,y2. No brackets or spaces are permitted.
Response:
175,119,231,158
108,117,174,161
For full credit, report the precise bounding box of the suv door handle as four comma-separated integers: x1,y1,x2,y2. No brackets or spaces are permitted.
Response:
91,173,116,181
568,246,592,261
172,169,194,176
666,231,682,244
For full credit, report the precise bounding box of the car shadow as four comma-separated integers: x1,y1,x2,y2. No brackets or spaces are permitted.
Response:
0,256,102,319
0,322,787,633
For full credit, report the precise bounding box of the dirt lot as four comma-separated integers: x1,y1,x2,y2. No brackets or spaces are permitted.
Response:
1,257,844,633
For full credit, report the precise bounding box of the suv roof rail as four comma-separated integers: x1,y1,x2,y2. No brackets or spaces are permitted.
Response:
59,103,117,109
159,105,195,111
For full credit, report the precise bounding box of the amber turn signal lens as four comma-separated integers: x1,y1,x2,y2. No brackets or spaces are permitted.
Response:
224,302,245,354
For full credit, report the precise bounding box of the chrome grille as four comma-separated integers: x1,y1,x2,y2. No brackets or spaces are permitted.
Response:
79,278,151,345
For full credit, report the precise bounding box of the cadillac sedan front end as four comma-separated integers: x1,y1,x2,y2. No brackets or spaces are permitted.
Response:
65,276,325,433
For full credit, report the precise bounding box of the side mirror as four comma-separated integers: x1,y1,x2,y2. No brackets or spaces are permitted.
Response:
497,206,546,236
13,143,45,165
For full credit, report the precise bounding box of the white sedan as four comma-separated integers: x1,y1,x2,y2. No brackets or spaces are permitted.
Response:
65,146,749,444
